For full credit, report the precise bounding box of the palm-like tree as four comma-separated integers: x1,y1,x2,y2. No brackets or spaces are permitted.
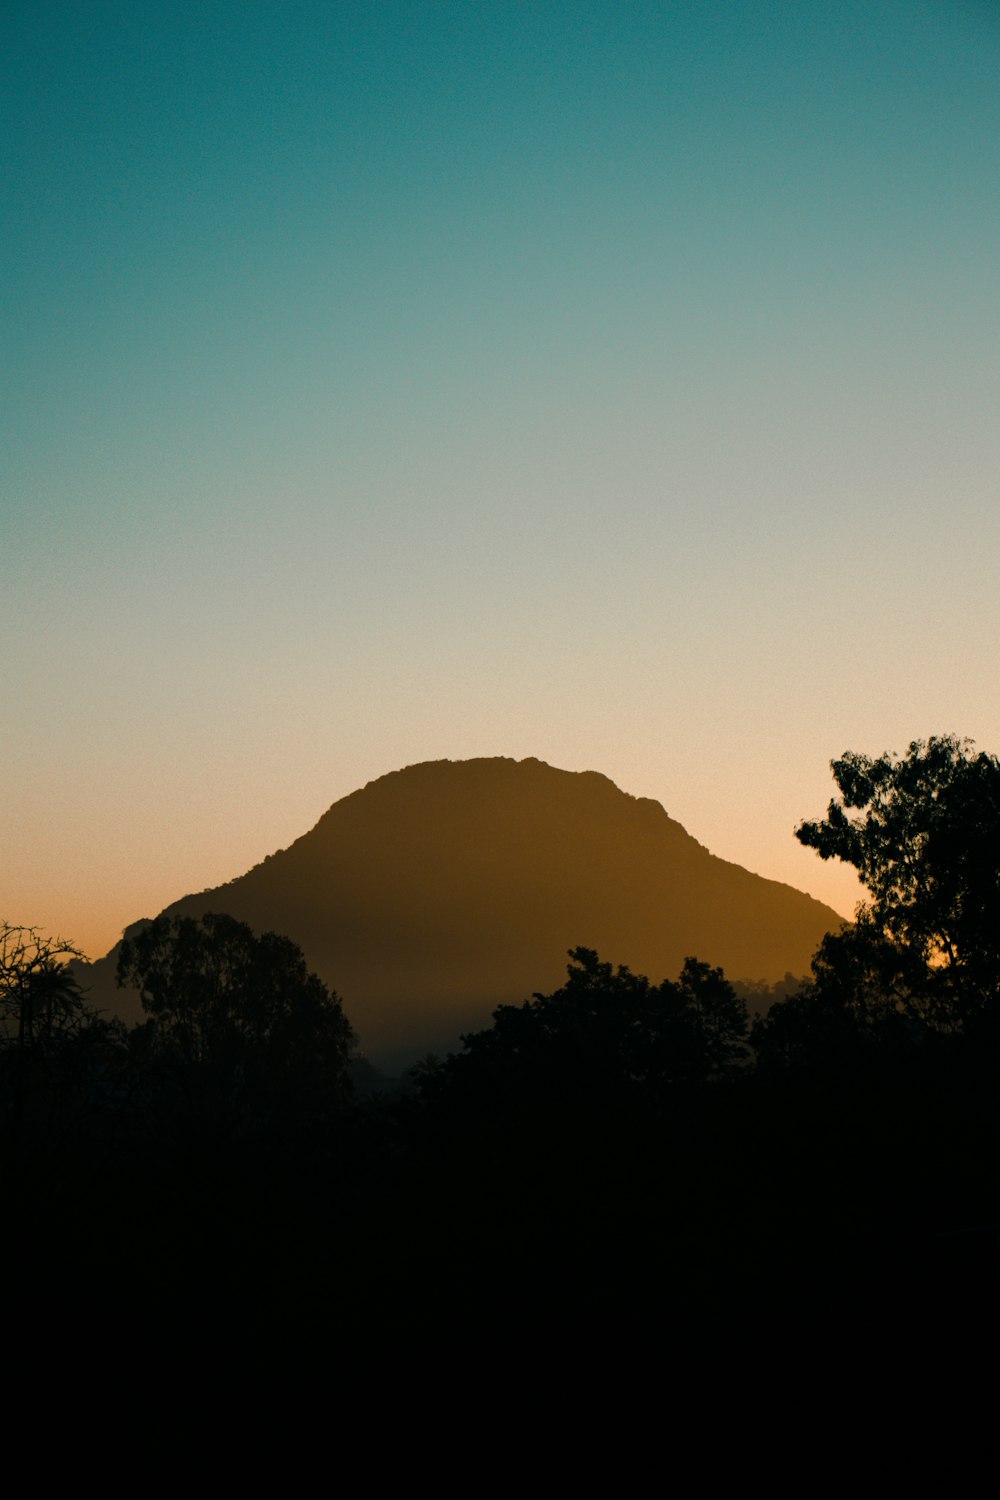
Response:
0,922,87,1053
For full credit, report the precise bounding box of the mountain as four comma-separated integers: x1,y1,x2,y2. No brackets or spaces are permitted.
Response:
81,756,843,1068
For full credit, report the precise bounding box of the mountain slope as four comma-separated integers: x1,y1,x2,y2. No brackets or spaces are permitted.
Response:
83,757,843,1066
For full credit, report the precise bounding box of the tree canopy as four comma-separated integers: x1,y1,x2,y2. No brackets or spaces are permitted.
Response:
117,912,356,1121
754,736,1000,1072
421,946,748,1114
795,735,1000,1029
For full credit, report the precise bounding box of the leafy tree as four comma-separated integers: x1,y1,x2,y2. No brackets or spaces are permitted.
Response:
753,736,1000,1074
749,923,928,1077
116,912,355,1126
422,946,748,1114
795,735,1000,1031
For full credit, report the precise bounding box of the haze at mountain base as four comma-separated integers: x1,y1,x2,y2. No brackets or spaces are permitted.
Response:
80,757,843,1068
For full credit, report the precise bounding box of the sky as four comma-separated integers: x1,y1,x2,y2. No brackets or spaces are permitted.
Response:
4,0,1000,963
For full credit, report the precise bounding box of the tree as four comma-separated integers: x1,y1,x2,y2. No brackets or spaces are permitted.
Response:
421,946,748,1114
794,735,1000,1032
0,923,88,1055
749,922,929,1077
0,923,126,1150
116,912,356,1126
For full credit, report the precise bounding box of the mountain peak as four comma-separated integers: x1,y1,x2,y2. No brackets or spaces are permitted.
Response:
89,755,842,1067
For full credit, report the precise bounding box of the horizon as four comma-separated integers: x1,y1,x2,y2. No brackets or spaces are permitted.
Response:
5,2,999,961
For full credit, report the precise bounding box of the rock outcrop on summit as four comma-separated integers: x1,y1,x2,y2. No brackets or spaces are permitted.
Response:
82,757,843,1067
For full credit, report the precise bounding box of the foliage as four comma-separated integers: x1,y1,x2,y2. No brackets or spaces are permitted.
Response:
422,946,748,1114
753,736,1000,1073
749,923,928,1077
795,734,1000,1030
0,922,88,1052
116,912,356,1125
0,922,130,1150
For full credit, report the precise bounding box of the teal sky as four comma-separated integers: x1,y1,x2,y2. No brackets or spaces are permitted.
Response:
5,1,1000,961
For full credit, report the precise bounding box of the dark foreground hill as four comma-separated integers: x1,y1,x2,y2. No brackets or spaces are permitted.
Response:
81,757,843,1067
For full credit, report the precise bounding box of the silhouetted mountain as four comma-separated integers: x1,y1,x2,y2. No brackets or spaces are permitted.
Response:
79,757,843,1067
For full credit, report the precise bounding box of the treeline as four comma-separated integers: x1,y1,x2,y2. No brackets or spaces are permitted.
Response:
4,735,999,1365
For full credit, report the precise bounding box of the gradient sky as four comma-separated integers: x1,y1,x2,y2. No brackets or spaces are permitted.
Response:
5,0,1000,964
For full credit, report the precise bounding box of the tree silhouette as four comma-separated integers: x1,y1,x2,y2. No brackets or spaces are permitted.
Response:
0,922,125,1150
750,922,926,1077
117,912,356,1131
0,923,87,1052
796,735,1000,1030
754,736,1000,1072
422,946,748,1115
